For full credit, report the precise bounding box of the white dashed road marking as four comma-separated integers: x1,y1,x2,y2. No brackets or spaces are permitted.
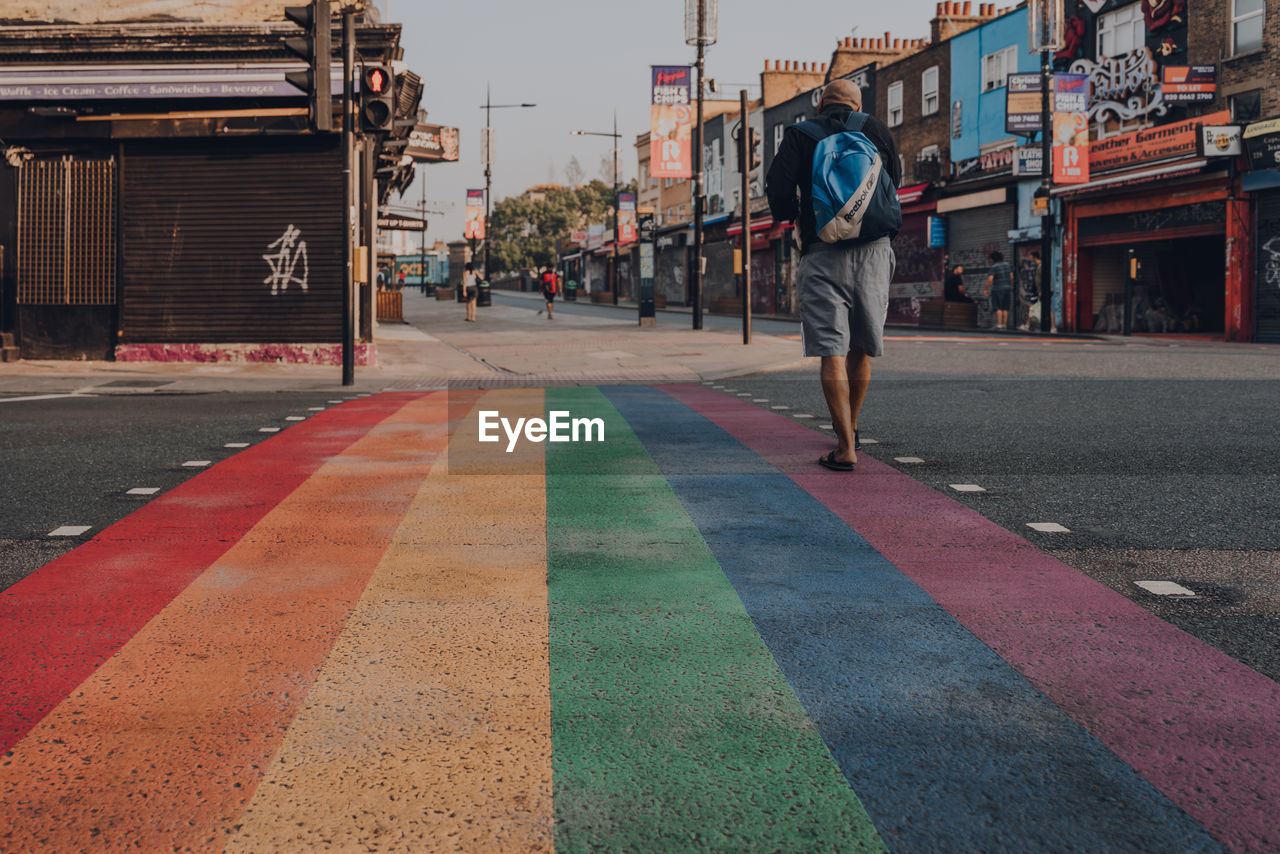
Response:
48,526,91,537
328,400,343,403
127,488,160,496
285,416,306,421
771,405,791,410
895,457,925,464
225,443,250,449
859,438,879,445
182,461,212,468
307,407,325,411
259,427,281,433
793,414,814,419
1027,522,1071,533
950,484,986,492
1136,580,1196,597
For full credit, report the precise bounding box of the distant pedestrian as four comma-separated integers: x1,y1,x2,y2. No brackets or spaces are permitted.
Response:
765,77,901,472
944,264,973,303
462,262,478,322
984,250,1013,329
539,266,558,319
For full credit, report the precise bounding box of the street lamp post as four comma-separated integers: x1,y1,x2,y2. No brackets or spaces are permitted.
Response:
686,0,716,330
571,113,623,304
479,86,535,281
1029,0,1063,333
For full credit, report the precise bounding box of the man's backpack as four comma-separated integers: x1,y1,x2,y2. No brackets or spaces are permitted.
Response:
794,112,902,244
543,272,558,294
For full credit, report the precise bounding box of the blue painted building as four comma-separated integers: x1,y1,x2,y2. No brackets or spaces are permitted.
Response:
941,6,1059,329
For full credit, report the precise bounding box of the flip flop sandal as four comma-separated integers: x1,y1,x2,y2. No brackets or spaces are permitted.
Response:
818,451,855,472
855,429,862,451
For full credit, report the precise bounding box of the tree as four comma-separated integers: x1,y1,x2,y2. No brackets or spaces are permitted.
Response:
486,179,639,274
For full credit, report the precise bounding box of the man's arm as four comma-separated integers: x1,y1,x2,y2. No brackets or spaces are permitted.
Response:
765,128,802,223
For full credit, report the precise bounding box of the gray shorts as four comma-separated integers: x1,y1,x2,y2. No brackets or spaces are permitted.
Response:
797,237,895,358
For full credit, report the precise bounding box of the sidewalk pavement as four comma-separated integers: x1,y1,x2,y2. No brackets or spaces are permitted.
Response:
0,288,811,395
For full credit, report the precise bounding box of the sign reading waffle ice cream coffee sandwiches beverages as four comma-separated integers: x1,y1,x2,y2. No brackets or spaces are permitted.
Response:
651,65,692,179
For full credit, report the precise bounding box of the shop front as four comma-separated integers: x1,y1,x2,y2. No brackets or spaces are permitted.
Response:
1243,117,1280,342
726,215,780,316
938,181,1016,329
1059,113,1250,339
888,183,944,326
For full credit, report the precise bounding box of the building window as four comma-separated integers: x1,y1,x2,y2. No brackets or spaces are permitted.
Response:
981,45,1017,92
1097,3,1146,58
1232,0,1265,54
921,66,940,115
888,81,904,126
919,144,940,161
1231,90,1262,122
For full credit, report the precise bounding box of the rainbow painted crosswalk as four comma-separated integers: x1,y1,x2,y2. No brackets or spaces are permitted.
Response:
0,387,1275,852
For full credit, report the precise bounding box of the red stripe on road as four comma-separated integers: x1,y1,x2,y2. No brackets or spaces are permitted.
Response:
0,394,419,753
663,384,1280,854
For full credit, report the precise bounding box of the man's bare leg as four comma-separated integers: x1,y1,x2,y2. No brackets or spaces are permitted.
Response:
845,345,871,433
820,355,856,464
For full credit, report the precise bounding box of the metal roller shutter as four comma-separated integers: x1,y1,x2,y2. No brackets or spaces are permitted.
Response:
121,138,343,344
1256,190,1280,342
946,203,1015,327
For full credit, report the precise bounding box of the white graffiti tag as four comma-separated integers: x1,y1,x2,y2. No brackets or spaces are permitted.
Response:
1263,235,1280,290
263,224,310,296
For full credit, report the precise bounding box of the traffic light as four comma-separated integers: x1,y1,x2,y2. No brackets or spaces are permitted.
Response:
283,0,332,133
748,127,762,171
360,65,396,133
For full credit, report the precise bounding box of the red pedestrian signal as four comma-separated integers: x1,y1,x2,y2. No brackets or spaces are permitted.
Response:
360,65,395,132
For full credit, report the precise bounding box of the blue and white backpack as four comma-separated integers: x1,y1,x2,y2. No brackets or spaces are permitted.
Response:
794,112,902,244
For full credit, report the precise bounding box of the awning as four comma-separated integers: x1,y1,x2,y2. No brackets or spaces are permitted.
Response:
726,216,774,236
1051,159,1207,196
897,182,931,204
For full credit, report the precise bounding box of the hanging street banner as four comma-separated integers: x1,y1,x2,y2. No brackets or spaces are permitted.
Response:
651,65,693,179
405,124,460,163
1162,66,1217,104
1054,73,1090,113
618,193,637,245
464,189,485,240
1053,111,1090,184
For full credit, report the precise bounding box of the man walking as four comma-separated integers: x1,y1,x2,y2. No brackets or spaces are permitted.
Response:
766,78,900,471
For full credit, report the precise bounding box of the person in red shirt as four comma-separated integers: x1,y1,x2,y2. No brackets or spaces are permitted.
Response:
539,266,558,320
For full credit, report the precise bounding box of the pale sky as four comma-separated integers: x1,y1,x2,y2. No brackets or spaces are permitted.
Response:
387,0,947,238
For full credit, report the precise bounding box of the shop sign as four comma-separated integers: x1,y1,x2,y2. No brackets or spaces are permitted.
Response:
1013,146,1043,176
587,224,606,250
952,147,1015,182
1068,47,1168,125
1199,125,1241,158
405,124,460,163
1054,73,1091,113
651,66,693,179
927,216,947,248
1032,194,1050,216
1244,118,1280,171
570,230,588,244
1089,109,1230,172
1005,74,1044,134
1162,65,1216,104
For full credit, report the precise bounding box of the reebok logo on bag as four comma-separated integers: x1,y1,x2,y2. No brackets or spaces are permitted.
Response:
795,112,902,244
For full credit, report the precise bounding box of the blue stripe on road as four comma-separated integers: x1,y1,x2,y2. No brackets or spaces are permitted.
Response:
603,386,1224,854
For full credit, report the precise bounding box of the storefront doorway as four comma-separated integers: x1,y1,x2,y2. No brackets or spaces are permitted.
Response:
1083,236,1225,334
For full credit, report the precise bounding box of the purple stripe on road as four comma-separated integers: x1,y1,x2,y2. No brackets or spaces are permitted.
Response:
662,384,1280,854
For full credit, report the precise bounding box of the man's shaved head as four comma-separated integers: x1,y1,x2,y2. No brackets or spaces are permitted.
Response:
819,78,862,111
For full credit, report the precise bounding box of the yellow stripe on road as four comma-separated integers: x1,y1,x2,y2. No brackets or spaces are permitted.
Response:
225,389,553,852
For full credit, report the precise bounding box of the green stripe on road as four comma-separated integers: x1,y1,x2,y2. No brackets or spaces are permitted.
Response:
546,387,885,853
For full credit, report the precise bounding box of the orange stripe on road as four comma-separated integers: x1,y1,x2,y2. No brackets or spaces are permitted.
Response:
0,393,454,852
224,389,553,852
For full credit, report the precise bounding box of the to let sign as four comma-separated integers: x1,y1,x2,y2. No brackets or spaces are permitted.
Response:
1162,66,1216,104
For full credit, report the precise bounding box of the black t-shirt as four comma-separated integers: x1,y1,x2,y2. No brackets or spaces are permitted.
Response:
765,104,901,251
